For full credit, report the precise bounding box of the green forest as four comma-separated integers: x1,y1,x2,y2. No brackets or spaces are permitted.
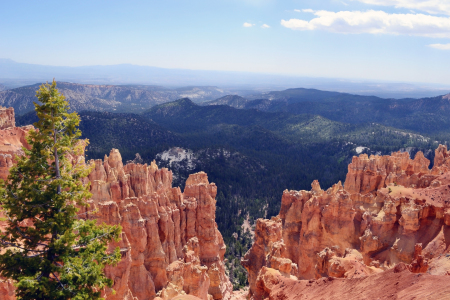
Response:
17,93,449,289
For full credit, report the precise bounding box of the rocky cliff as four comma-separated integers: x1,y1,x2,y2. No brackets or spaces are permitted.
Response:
0,108,34,300
86,150,232,300
0,107,15,129
242,147,450,299
0,108,232,300
0,106,32,180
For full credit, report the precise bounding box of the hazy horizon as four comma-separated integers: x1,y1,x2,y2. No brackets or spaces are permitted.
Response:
1,57,450,99
1,1,450,87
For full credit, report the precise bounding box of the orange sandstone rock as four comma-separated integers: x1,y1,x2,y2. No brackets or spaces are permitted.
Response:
0,278,15,300
0,107,15,130
87,150,232,300
0,123,33,180
243,146,450,299
0,107,232,300
251,264,450,300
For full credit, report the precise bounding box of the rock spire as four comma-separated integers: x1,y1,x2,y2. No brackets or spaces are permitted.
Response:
243,148,450,299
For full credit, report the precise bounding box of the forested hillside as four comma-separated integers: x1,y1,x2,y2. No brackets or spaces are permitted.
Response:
0,82,232,114
207,88,450,138
17,93,449,289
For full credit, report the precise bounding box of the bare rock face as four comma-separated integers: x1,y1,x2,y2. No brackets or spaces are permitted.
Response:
433,144,450,175
0,107,15,130
0,279,15,300
0,107,32,180
157,237,210,300
85,149,232,300
344,151,432,194
0,107,35,259
243,147,450,298
251,265,450,300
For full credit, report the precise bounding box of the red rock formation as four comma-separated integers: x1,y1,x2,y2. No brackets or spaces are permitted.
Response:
0,107,15,130
89,149,232,300
0,107,32,180
251,264,450,300
0,278,15,300
344,151,433,194
0,107,34,267
243,147,450,298
433,144,450,175
0,108,232,300
86,149,233,300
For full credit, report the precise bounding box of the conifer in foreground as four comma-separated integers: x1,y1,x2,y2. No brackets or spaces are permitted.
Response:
0,80,121,300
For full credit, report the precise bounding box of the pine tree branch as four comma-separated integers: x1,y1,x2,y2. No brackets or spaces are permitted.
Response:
74,230,114,249
4,215,48,246
26,253,45,258
12,226,48,247
6,188,18,199
0,239,46,253
51,271,69,291
76,209,97,217
15,170,52,183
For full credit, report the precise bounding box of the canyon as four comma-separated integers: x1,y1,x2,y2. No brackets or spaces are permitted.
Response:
2,104,450,299
0,108,232,300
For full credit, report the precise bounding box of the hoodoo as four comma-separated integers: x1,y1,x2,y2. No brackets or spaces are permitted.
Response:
2,103,450,299
242,147,450,299
86,151,232,300
0,106,33,181
0,108,232,300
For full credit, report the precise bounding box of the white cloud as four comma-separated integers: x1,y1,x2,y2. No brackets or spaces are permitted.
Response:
355,0,450,15
281,10,450,38
429,43,450,49
243,22,255,27
261,24,271,28
294,9,315,13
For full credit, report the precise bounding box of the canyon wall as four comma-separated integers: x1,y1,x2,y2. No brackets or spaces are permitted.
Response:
86,150,232,300
242,147,450,299
0,108,232,300
0,106,32,181
0,107,15,130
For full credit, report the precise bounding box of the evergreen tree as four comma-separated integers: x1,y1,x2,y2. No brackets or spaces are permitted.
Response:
0,80,122,300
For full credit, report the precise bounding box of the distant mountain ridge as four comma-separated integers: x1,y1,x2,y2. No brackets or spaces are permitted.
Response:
6,82,450,136
2,58,450,98
204,95,249,109
205,88,450,135
145,98,437,149
0,58,311,87
0,82,233,115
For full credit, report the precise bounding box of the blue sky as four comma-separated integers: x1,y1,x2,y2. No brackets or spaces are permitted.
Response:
1,0,450,84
